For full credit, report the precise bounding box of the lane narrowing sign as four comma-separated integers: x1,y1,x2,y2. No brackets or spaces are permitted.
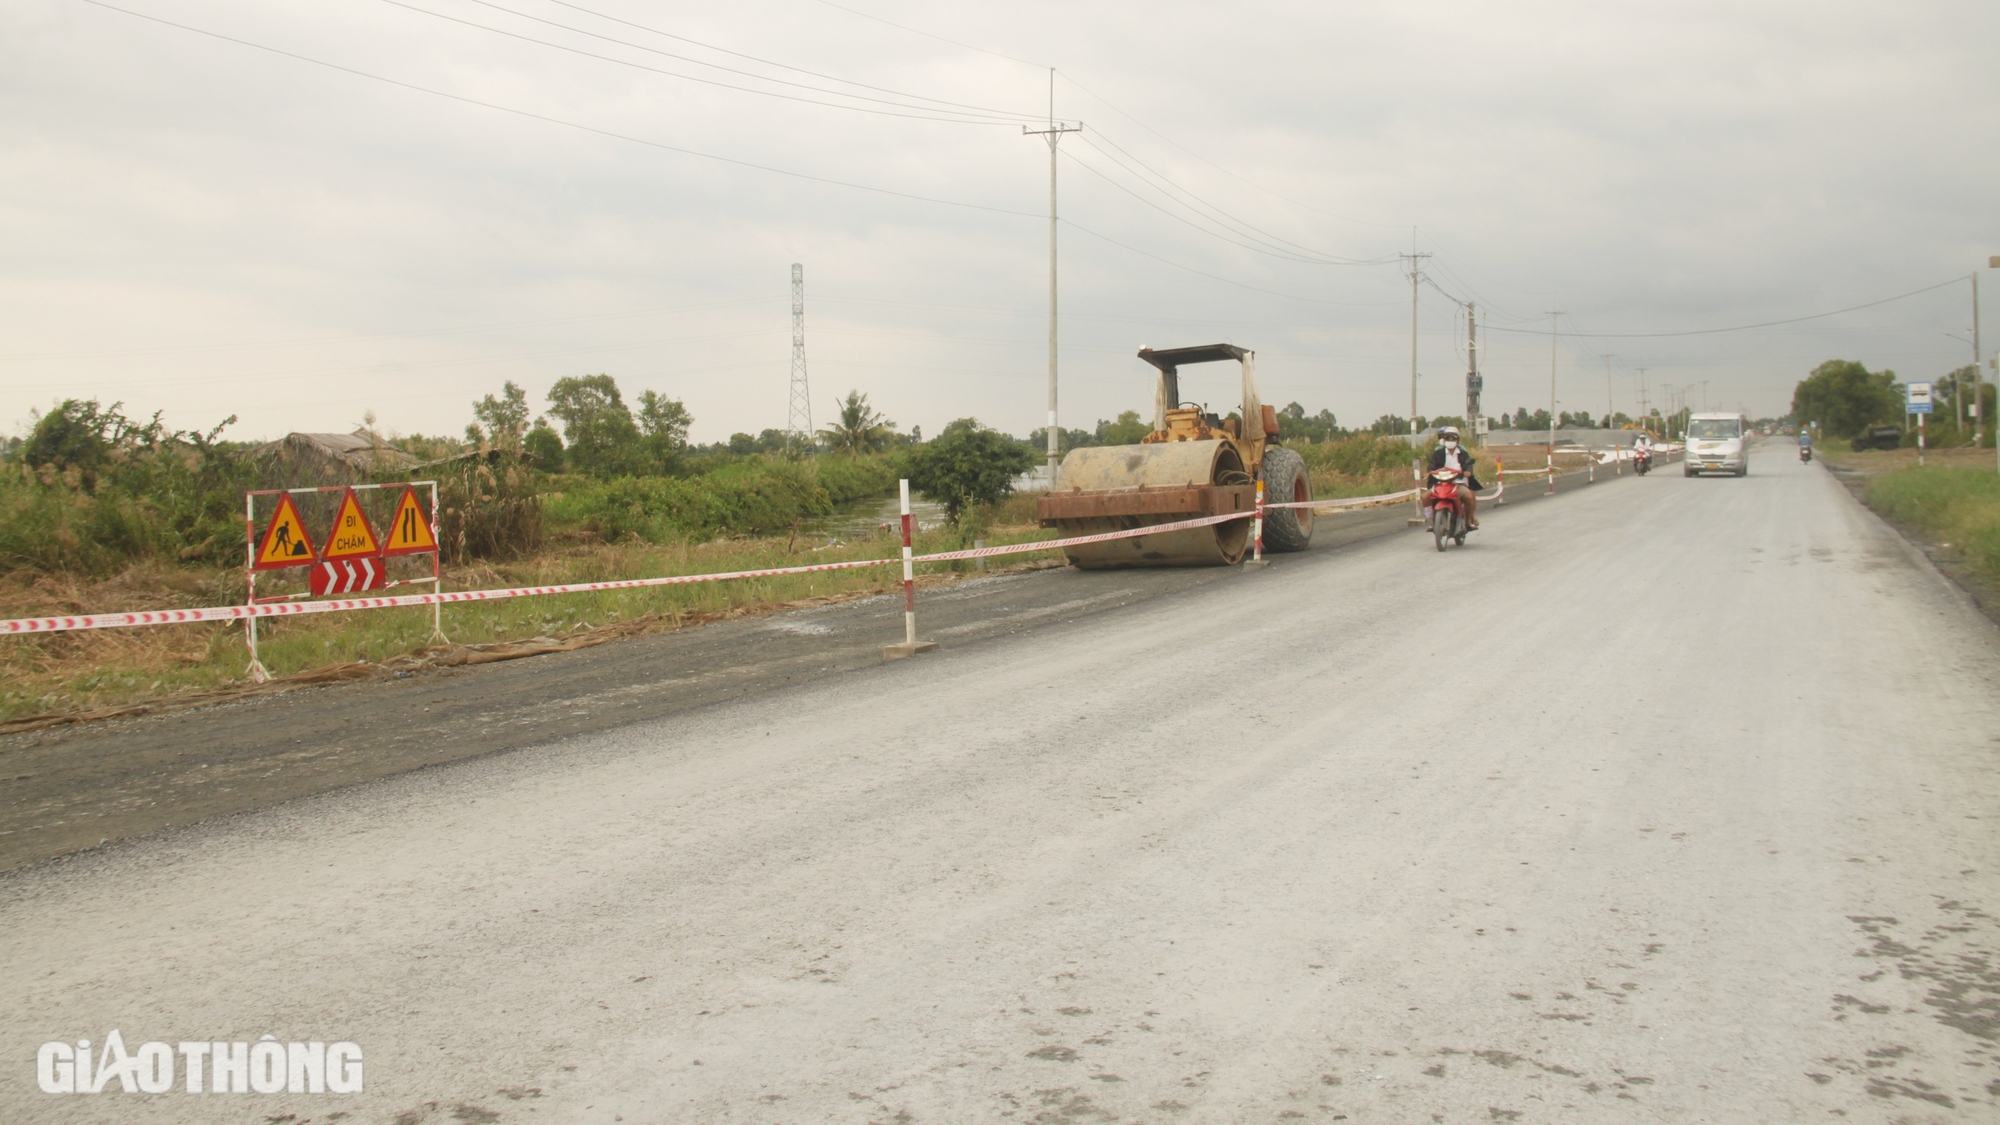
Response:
381,486,438,556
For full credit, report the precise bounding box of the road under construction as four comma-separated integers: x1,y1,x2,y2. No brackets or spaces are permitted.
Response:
4,447,1998,1122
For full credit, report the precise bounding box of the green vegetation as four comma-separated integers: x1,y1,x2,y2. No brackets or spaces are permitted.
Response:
1,376,1419,722
1863,466,2000,587
0,401,252,574
903,418,1034,525
818,391,898,455
1793,359,1902,438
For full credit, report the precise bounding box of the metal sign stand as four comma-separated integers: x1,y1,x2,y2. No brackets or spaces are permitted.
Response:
1907,382,1934,467
243,480,444,683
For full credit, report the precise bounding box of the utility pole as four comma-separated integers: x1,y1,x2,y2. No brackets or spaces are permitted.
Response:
787,263,813,452
1402,251,1432,440
1600,354,1616,428
1973,269,1983,450
1465,302,1482,440
1546,312,1562,493
1637,367,1650,429
1023,69,1080,486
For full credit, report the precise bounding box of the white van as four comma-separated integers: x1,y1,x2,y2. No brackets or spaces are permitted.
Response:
1684,412,1749,476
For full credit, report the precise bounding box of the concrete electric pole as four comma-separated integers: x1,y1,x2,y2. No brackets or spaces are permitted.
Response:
1600,354,1615,428
1023,69,1080,487
1973,266,1984,452
1403,251,1432,438
1547,312,1562,492
1465,302,1482,438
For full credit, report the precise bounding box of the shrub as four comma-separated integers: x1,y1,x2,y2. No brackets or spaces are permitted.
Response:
903,418,1034,523
1298,435,1418,477
0,401,252,574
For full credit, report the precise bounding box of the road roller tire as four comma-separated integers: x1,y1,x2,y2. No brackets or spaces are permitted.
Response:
1260,447,1313,553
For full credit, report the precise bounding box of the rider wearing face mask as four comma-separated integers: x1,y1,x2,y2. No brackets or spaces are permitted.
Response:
1424,426,1482,530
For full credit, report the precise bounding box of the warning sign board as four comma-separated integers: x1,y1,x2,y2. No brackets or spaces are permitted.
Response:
309,556,386,597
381,486,438,557
253,493,317,570
321,489,382,559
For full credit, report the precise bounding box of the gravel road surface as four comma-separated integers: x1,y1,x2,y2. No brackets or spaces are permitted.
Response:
5,448,1998,1123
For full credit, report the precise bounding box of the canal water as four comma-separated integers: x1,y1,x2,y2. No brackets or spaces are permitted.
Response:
795,492,949,543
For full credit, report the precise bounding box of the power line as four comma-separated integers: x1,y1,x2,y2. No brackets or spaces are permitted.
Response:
0,298,777,361
534,0,1040,120
807,1,1404,249
1059,148,1360,267
1075,133,1395,265
375,0,1034,125
812,0,1049,70
77,0,1043,219
1057,220,1368,308
1057,71,1396,233
82,2,1400,321
1479,277,1968,338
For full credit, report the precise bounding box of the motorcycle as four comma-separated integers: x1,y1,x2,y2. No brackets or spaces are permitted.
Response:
1633,447,1653,476
1799,445,1812,463
1426,467,1471,551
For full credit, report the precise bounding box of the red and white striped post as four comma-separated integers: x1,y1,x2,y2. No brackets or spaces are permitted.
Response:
1249,478,1266,565
882,479,939,661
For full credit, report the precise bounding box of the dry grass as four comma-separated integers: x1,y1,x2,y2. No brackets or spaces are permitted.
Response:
0,518,1066,724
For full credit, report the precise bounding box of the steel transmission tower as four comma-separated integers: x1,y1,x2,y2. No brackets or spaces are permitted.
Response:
787,263,813,452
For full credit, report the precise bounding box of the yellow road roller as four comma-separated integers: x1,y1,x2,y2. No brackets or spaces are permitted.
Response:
1036,343,1313,568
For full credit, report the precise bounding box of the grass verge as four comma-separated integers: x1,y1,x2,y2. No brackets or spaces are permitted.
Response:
1859,465,2000,589
0,518,1065,724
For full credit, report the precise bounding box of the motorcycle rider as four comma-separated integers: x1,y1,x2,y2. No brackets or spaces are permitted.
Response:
1424,426,1482,530
1633,429,1655,466
1798,428,1813,458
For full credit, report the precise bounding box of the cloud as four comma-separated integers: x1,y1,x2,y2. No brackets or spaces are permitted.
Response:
2,0,1994,443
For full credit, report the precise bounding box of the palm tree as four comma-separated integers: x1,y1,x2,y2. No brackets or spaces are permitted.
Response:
818,390,897,454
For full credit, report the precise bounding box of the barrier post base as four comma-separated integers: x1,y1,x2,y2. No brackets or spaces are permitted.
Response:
1406,517,1424,527
882,640,939,662
1243,558,1269,568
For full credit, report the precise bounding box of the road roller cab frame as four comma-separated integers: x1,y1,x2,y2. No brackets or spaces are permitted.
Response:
1036,344,1314,568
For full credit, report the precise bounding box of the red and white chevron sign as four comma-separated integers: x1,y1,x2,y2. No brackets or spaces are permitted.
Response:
309,556,385,597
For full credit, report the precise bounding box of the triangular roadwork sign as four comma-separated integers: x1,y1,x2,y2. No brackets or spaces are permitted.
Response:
321,488,382,559
381,486,438,556
253,493,317,569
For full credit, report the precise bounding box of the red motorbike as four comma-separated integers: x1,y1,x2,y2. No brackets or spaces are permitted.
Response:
1426,467,1471,551
1634,447,1653,475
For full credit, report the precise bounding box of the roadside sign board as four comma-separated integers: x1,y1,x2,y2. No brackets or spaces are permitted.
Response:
321,489,383,559
1906,382,1934,414
380,486,438,557
252,493,317,569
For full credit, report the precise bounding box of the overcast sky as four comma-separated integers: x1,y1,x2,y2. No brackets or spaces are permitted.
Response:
4,0,1996,445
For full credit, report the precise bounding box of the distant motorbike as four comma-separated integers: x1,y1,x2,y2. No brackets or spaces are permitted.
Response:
1426,467,1471,551
1799,445,1812,463
1634,448,1653,476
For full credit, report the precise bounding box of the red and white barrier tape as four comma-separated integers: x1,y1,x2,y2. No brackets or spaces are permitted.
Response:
911,510,1242,563
1258,488,1419,512
0,556,903,636
0,510,1251,636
